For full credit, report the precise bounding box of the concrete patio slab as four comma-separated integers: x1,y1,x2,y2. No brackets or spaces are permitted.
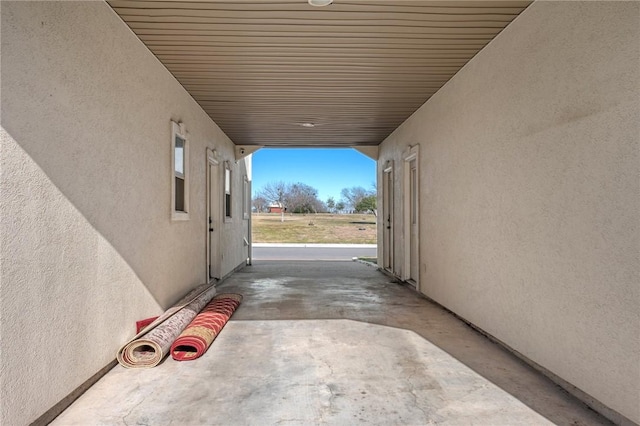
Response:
52,261,611,425
53,320,552,425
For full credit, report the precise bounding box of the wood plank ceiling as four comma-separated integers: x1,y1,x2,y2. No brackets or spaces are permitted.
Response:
108,0,531,147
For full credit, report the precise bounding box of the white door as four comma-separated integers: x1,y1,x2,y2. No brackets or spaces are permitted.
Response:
207,149,221,281
403,146,419,288
382,163,394,272
409,159,419,283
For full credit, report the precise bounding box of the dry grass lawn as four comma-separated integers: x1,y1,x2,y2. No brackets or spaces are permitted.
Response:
252,213,377,244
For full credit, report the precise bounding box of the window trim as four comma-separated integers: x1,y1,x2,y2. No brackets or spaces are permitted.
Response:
171,121,189,221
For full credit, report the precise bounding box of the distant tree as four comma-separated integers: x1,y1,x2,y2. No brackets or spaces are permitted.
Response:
355,195,377,216
252,195,268,214
258,181,288,222
257,181,326,219
340,186,375,211
326,197,336,213
286,182,322,214
335,201,345,213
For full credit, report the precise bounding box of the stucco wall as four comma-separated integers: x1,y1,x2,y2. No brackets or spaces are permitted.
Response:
1,2,249,424
379,1,639,423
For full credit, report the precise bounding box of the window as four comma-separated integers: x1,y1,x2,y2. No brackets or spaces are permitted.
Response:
171,121,189,220
224,161,232,219
243,175,250,220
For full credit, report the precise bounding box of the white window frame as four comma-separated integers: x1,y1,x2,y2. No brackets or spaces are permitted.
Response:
224,161,232,221
171,121,189,221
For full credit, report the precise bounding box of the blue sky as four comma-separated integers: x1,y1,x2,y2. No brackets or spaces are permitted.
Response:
252,148,376,202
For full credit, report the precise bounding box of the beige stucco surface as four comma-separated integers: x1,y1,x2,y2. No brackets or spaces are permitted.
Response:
379,1,639,423
1,2,249,424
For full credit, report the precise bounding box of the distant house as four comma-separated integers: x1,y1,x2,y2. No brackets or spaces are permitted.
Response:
268,202,284,213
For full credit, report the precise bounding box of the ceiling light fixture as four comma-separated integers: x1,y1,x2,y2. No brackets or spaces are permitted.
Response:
300,122,316,128
308,0,333,7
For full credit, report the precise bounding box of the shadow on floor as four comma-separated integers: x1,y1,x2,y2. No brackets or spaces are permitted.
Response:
218,261,610,426
53,261,610,425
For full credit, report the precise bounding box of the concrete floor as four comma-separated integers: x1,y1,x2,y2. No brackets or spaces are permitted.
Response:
53,261,610,425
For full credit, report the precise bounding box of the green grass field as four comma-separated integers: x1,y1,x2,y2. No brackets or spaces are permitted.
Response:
252,213,377,244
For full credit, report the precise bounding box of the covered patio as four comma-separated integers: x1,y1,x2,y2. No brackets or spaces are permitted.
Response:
53,261,608,425
2,1,637,424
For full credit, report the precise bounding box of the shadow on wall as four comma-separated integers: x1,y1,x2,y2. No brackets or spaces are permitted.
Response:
1,127,162,311
1,97,185,313
1,127,166,425
0,1,208,309
0,3,222,423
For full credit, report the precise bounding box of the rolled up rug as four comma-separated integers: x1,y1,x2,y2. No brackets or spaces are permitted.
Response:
117,284,217,368
171,293,243,361
135,316,159,334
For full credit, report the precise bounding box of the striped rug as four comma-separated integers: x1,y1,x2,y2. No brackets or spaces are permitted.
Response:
171,293,243,361
117,284,217,368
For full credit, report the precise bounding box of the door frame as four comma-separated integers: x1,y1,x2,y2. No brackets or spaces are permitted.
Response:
403,145,419,290
206,148,221,282
382,161,394,273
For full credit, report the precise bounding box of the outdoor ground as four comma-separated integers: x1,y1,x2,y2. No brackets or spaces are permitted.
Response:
53,262,609,426
252,213,377,244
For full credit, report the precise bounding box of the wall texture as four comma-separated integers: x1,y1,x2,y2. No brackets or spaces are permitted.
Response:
379,1,639,423
1,2,249,424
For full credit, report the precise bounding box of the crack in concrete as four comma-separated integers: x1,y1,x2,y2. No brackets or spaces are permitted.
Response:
276,418,306,424
309,353,338,423
406,367,429,421
318,382,337,423
408,383,429,420
122,395,147,426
